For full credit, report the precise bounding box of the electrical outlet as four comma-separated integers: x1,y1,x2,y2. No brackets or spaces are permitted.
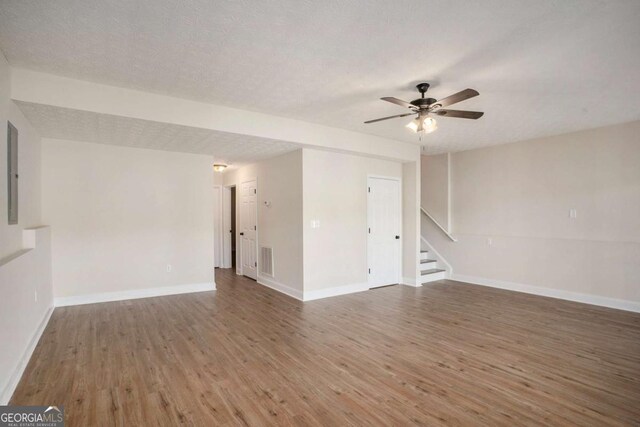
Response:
166,264,172,273
569,209,577,219
487,237,493,246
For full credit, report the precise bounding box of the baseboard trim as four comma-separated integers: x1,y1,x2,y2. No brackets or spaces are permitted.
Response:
1,305,54,405
257,275,304,301
256,277,371,302
451,274,640,313
54,282,216,307
303,282,370,301
401,277,420,287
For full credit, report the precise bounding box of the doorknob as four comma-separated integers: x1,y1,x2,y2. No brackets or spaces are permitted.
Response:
240,232,244,236
395,235,400,239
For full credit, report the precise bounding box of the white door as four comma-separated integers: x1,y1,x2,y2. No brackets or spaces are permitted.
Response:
367,177,401,288
240,180,258,280
213,186,222,268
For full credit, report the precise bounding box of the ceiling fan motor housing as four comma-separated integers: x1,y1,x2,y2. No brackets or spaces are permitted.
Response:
411,82,436,109
410,98,437,108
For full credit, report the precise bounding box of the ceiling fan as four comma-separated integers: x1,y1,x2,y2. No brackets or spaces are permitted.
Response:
364,83,483,136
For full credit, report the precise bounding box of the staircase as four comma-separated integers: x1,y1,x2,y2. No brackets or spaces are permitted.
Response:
419,249,446,284
419,207,453,284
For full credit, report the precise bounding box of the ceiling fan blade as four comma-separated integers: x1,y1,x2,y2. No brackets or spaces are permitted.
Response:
435,109,484,119
381,97,417,110
364,112,415,124
432,89,479,109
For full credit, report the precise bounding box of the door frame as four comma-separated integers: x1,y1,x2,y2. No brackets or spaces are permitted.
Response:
213,185,223,268
222,184,235,269
367,174,402,288
238,178,258,278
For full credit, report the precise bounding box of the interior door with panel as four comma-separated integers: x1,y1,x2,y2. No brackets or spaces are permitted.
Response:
240,180,258,280
367,177,401,288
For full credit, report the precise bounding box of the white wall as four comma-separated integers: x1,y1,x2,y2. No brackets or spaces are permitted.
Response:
402,160,420,285
422,120,640,310
0,57,43,259
223,150,304,296
0,53,53,405
302,149,403,293
41,138,216,300
0,227,53,404
421,153,449,230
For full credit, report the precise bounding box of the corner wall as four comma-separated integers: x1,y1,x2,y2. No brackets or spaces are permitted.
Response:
225,148,419,301
402,160,420,286
0,53,53,404
421,120,640,310
223,150,304,298
302,149,404,297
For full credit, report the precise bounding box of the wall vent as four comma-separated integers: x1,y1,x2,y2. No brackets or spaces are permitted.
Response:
259,246,274,277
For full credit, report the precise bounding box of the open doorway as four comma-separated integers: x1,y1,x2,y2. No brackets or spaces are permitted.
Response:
214,185,223,268
223,185,237,269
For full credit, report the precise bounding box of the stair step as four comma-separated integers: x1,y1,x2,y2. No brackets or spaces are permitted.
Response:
421,268,446,276
419,268,446,284
420,250,428,253
419,259,437,272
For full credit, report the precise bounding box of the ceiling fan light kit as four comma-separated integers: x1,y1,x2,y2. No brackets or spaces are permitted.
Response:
406,116,437,134
365,82,483,139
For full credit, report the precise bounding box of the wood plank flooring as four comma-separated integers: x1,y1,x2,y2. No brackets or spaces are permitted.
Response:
11,269,640,426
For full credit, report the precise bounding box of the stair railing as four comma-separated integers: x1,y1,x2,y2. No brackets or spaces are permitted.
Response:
420,207,457,242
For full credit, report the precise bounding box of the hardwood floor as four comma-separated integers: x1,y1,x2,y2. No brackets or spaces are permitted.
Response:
11,269,640,426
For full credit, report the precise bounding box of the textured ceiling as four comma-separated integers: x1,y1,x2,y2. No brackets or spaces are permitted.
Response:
2,0,640,154
16,102,300,166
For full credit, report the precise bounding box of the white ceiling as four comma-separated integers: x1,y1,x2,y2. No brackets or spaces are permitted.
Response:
2,0,640,153
15,101,300,166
